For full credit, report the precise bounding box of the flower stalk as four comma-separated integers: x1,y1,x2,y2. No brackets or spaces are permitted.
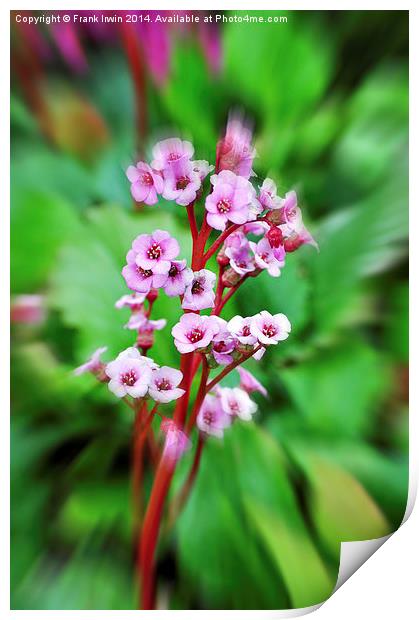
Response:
74,112,317,609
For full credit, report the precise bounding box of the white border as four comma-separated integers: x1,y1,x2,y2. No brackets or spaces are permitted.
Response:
3,2,415,617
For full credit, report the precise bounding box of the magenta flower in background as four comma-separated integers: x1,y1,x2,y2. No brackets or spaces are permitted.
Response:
172,313,220,353
258,178,284,210
115,293,147,310
216,113,256,179
133,230,180,274
182,269,216,311
162,157,202,206
74,346,108,376
122,250,168,294
49,20,88,73
205,170,256,230
148,367,185,403
250,311,291,345
197,21,222,75
126,162,164,205
105,347,153,398
151,138,194,171
163,260,194,297
219,387,257,421
11,294,46,325
137,18,171,87
161,419,191,463
237,366,267,397
227,315,258,346
249,237,284,277
197,394,231,438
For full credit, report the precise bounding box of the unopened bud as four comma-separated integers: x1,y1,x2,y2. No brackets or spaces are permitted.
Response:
146,288,159,303
206,353,219,369
266,226,283,248
217,247,230,267
284,235,304,253
136,330,154,350
266,207,286,225
222,268,241,288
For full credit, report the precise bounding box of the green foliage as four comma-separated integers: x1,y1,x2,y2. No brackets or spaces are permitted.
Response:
11,188,83,293
10,10,408,612
280,339,391,438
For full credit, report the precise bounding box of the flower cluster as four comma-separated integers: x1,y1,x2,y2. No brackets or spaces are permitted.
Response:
172,311,291,363
127,138,213,207
76,346,185,404
76,112,317,471
74,113,319,608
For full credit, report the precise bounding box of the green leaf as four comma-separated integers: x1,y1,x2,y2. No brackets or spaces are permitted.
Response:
229,424,334,607
49,205,192,362
177,423,334,608
385,281,408,363
11,189,83,294
236,253,310,335
280,339,391,438
292,450,391,560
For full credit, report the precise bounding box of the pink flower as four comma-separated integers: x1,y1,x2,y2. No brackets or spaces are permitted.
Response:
126,162,164,205
225,238,256,276
161,419,191,463
227,315,258,346
122,249,168,294
197,22,222,75
205,170,256,231
243,221,269,236
74,346,107,376
219,387,257,421
105,347,153,398
162,157,202,206
210,317,236,365
149,367,185,403
192,160,214,181
182,269,216,311
279,191,318,252
258,178,283,210
115,293,146,310
250,311,291,345
151,138,194,171
125,313,166,333
249,237,284,277
237,367,267,397
163,260,194,297
172,314,220,353
197,394,231,438
133,230,180,275
216,113,256,179
11,294,45,325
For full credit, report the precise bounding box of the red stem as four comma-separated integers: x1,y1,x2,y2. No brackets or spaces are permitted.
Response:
186,203,198,241
120,22,147,154
215,274,250,314
203,223,241,263
206,345,263,393
186,358,210,434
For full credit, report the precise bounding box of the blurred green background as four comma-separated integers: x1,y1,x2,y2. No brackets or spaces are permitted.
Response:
11,10,408,610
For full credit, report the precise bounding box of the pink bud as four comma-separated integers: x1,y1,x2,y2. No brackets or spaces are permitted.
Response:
217,248,230,267
222,268,241,288
284,236,304,253
266,226,283,249
146,288,159,303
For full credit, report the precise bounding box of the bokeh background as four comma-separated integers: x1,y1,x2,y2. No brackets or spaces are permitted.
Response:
11,10,408,610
